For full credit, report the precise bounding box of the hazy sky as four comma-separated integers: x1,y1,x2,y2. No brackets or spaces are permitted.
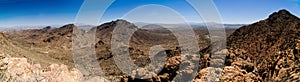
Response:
0,0,300,27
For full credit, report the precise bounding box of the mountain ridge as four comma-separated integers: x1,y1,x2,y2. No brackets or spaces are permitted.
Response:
225,9,300,81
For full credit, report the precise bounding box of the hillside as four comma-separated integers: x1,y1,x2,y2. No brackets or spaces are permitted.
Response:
225,9,300,81
0,32,71,67
228,9,299,56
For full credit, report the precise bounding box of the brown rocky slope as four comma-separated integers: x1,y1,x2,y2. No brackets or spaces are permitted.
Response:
225,9,300,81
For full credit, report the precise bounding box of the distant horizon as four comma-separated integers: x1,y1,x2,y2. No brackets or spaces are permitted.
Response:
0,0,300,27
0,20,250,28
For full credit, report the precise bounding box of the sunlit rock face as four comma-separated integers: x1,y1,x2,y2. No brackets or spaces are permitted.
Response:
0,53,83,82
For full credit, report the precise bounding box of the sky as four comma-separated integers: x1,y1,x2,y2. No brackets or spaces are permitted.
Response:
0,0,300,27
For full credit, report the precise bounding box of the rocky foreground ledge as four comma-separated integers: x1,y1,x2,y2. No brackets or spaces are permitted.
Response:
0,53,82,82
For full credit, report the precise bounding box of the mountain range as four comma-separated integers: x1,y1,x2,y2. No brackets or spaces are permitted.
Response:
0,9,299,82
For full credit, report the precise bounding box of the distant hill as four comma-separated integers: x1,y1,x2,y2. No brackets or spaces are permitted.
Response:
0,31,71,67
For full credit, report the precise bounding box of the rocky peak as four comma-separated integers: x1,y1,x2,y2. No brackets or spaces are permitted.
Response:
42,26,52,30
228,9,300,56
50,24,76,35
115,19,131,24
60,24,76,30
268,9,299,22
227,9,300,81
96,19,137,31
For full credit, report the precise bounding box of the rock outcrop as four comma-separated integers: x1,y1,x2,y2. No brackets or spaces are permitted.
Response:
0,53,83,82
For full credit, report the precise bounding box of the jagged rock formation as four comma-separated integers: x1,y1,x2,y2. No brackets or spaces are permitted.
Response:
0,53,82,82
121,56,181,82
121,53,204,82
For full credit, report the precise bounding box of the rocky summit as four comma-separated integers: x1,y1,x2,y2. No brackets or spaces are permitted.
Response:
225,9,300,81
